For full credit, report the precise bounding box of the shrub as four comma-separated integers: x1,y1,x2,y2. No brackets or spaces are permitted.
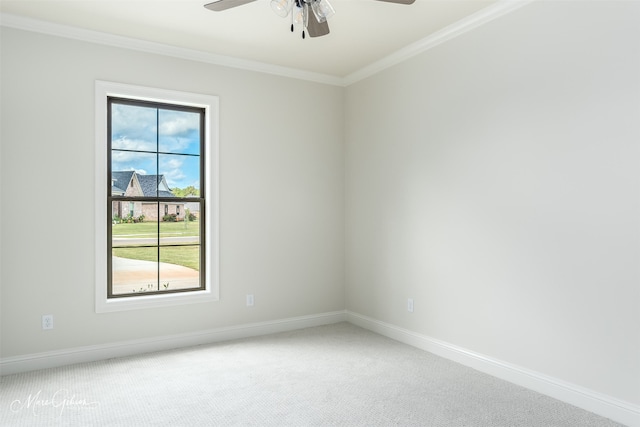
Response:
185,208,197,222
162,213,177,222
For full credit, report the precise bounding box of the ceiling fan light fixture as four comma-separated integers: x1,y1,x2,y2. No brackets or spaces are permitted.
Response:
292,2,308,26
311,0,335,23
205,0,414,39
270,0,291,17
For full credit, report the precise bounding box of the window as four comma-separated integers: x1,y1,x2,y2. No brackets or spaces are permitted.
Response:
108,97,205,297
95,81,219,312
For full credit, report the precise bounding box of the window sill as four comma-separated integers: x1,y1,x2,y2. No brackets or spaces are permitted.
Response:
96,288,219,313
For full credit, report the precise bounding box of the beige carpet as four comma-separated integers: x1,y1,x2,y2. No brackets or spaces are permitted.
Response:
0,323,624,426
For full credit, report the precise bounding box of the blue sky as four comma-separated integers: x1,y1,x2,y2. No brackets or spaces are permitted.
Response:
111,103,201,190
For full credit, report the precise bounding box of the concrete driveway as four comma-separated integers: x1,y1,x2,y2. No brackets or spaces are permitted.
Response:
111,256,200,294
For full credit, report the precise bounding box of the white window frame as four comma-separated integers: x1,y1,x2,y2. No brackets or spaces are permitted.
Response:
95,81,219,313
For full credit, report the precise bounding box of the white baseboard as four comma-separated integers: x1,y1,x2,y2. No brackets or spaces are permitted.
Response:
0,310,347,376
3,309,637,426
346,311,640,427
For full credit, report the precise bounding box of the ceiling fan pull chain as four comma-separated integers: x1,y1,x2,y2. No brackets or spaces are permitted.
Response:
302,1,308,39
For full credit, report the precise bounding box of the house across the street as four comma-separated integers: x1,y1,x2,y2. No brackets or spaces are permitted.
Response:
111,171,184,221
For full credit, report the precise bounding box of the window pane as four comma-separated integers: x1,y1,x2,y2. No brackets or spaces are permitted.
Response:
158,154,200,195
112,206,159,246
111,103,158,151
111,152,158,197
159,207,200,245
158,199,201,292
158,109,201,155
159,245,201,292
112,247,159,295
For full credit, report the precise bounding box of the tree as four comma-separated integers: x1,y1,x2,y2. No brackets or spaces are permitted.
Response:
171,186,199,197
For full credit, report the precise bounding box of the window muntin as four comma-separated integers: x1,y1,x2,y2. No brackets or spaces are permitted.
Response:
108,98,205,298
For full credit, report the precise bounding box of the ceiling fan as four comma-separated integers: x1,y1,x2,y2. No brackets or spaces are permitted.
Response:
204,0,415,39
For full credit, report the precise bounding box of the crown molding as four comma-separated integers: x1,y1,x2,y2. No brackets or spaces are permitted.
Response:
0,13,344,86
343,0,535,86
1,0,534,88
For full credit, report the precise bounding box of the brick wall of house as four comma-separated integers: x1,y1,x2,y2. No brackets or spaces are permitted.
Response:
141,203,184,221
112,174,183,222
112,201,143,220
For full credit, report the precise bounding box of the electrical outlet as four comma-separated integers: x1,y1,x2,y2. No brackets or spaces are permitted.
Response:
246,294,254,307
407,298,414,313
42,315,54,330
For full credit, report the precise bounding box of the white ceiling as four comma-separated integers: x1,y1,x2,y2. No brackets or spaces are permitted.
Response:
1,0,501,81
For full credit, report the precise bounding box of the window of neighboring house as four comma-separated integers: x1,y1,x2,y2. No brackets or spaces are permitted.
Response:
177,205,180,216
95,81,219,312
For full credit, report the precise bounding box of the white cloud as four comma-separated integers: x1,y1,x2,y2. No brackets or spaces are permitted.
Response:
162,157,183,169
159,115,198,137
159,157,186,188
111,136,155,152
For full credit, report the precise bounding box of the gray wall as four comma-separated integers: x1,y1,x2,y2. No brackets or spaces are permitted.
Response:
345,1,640,405
0,28,345,356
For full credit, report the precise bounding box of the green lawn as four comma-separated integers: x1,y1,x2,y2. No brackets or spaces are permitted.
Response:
112,221,200,270
112,220,199,237
113,245,200,271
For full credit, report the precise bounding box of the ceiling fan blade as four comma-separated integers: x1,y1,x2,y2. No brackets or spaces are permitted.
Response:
307,12,330,38
374,0,416,4
204,0,257,12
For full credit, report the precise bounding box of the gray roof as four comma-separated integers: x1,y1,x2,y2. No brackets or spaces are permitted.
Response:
112,171,176,198
136,174,175,198
112,171,135,194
